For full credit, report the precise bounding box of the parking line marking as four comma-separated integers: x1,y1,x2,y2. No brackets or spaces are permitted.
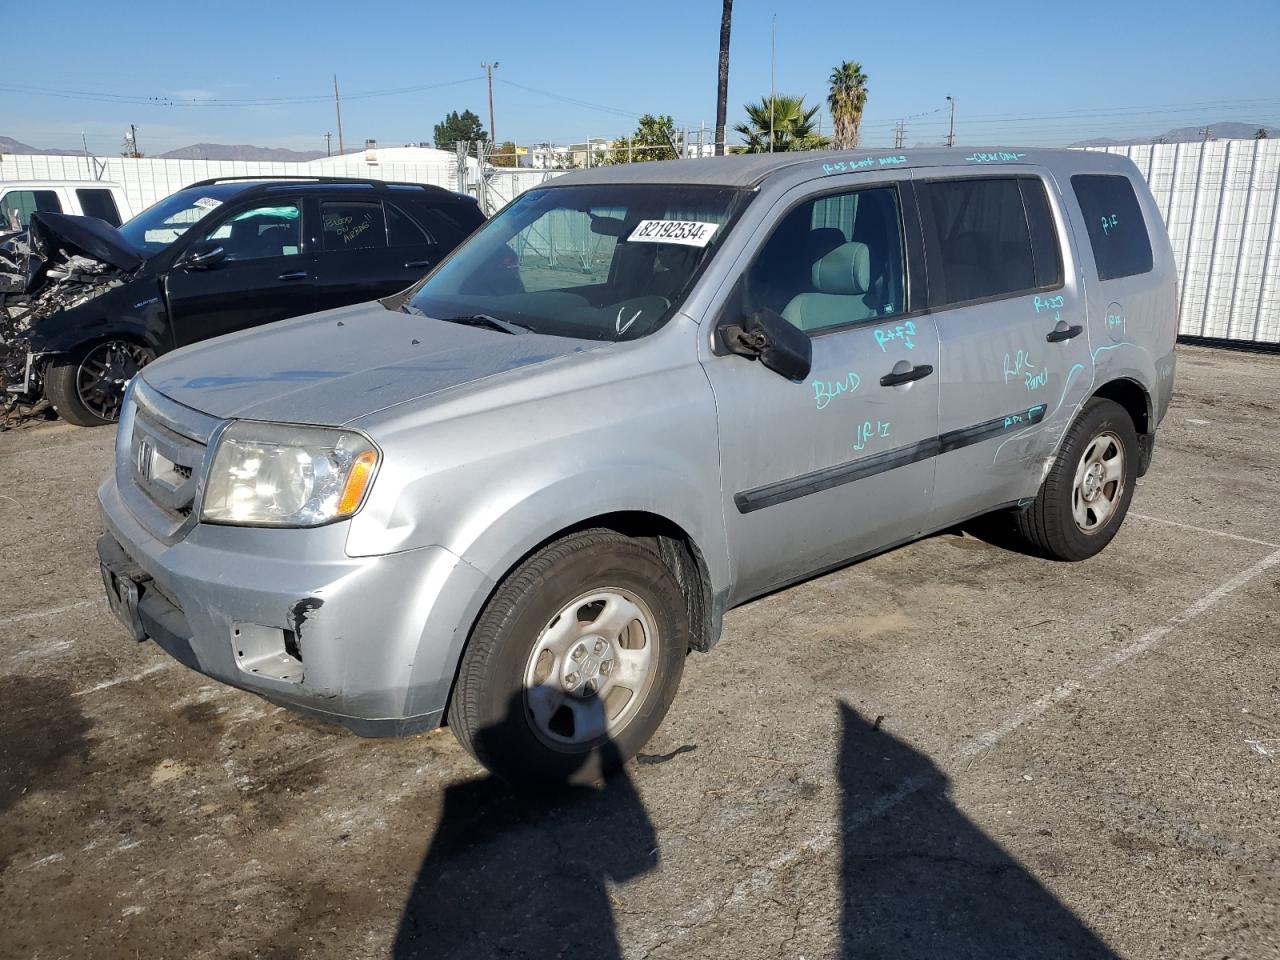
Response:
650,547,1280,947
72,661,172,697
1129,512,1280,549
0,597,101,628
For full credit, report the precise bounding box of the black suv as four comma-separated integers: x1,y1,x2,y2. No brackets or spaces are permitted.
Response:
0,176,484,426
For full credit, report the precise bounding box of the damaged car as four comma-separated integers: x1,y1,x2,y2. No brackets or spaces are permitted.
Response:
1,176,484,426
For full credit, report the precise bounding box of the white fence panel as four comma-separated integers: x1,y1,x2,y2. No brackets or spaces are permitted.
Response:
1096,139,1280,343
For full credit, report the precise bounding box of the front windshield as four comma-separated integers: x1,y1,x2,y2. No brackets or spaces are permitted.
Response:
408,184,747,341
117,190,227,255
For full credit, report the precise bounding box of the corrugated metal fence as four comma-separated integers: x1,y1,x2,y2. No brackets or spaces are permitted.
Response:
7,142,1280,344
0,154,462,213
1091,140,1279,344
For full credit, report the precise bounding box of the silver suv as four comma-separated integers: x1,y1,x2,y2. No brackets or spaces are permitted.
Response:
98,149,1176,784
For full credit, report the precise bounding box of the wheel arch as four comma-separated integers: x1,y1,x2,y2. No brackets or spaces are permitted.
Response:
435,509,724,728
1091,376,1155,474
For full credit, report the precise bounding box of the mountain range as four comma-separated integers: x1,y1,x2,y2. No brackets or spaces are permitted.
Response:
1070,122,1278,146
0,136,325,161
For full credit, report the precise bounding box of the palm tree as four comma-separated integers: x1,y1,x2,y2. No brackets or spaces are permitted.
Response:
827,61,869,151
714,0,733,156
734,95,828,153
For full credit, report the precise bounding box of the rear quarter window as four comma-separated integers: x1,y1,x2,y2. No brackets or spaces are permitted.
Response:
1071,174,1153,281
76,188,122,227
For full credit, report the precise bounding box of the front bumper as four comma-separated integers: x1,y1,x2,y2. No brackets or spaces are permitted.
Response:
97,472,494,736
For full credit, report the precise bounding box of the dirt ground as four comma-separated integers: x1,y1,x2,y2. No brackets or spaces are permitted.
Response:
1,343,1277,960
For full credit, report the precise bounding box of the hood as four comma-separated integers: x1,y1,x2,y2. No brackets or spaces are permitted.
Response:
141,300,595,425
29,212,143,274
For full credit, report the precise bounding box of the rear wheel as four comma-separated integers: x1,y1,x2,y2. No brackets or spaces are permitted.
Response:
1011,397,1138,561
447,529,688,787
44,339,153,427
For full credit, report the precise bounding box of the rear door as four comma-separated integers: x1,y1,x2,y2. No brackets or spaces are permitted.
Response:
164,197,316,347
916,171,1093,528
703,172,941,603
312,197,440,309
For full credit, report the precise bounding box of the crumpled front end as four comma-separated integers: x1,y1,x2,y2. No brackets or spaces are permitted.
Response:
1,215,134,412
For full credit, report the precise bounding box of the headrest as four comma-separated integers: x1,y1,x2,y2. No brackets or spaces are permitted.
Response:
805,227,846,261
812,241,870,295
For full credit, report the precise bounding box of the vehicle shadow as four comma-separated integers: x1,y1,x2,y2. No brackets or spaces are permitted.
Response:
838,702,1119,958
391,693,657,959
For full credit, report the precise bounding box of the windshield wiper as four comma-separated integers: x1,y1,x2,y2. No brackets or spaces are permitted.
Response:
437,313,532,335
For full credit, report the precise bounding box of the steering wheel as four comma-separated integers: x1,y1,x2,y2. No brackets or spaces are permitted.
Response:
611,295,671,339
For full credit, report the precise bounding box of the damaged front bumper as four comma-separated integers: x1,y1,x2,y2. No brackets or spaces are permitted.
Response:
97,474,495,736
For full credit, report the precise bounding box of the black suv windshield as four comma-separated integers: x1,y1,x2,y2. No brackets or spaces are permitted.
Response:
117,189,233,256
408,184,747,341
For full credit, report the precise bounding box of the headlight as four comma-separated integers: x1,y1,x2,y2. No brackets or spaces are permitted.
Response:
201,422,379,527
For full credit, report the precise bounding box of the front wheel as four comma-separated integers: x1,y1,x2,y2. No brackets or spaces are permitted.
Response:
447,530,689,786
44,340,154,427
1011,397,1138,561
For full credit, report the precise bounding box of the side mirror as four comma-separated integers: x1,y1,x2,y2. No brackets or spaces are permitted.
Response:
720,309,812,382
180,241,225,269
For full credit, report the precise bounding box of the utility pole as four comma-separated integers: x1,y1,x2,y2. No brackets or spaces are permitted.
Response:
769,13,776,153
1199,126,1212,142
893,119,905,150
333,75,345,155
714,0,733,156
945,96,956,147
324,132,332,157
122,124,142,158
482,62,500,146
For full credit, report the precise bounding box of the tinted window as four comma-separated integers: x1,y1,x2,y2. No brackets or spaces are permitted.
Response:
415,204,481,250
1,189,62,230
386,203,432,247
322,201,386,251
204,203,301,261
918,177,1038,306
76,188,122,227
744,186,906,333
1071,174,1153,280
1019,179,1062,288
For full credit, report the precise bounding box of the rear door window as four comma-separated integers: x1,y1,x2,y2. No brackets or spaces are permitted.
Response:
385,203,434,247
917,177,1045,307
1,189,62,230
1071,174,1153,280
321,201,387,251
76,188,122,227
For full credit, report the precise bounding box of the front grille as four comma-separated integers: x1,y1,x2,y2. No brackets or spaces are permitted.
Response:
118,379,220,544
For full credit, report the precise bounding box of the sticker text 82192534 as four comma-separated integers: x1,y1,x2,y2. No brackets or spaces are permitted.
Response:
627,220,720,247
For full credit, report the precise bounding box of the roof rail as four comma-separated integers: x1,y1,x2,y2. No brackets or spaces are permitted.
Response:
182,174,453,192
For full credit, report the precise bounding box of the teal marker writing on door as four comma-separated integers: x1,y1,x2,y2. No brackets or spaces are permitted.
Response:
812,372,862,410
874,320,916,351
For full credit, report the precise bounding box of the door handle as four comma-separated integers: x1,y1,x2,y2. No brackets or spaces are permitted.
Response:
1046,324,1083,343
879,364,934,387
278,270,309,281
403,259,433,269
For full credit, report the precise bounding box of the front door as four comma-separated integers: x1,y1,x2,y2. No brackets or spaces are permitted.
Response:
703,177,940,603
914,172,1094,528
164,198,316,347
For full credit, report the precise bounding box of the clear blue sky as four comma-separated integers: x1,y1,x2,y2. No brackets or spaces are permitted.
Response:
3,0,1278,154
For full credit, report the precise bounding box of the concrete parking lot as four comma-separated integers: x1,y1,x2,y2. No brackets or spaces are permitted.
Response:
1,343,1277,960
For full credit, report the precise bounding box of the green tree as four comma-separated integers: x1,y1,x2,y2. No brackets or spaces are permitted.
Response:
491,141,520,167
1257,128,1269,140
433,110,487,151
827,61,869,151
734,95,828,153
599,114,680,164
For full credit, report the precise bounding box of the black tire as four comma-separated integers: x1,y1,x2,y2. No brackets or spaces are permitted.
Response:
1012,397,1138,561
44,339,154,427
447,529,689,787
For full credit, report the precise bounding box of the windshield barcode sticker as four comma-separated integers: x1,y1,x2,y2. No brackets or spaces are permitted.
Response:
628,220,719,247
193,197,222,210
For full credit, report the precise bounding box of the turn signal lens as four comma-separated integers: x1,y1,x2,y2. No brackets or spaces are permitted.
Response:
338,449,379,515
